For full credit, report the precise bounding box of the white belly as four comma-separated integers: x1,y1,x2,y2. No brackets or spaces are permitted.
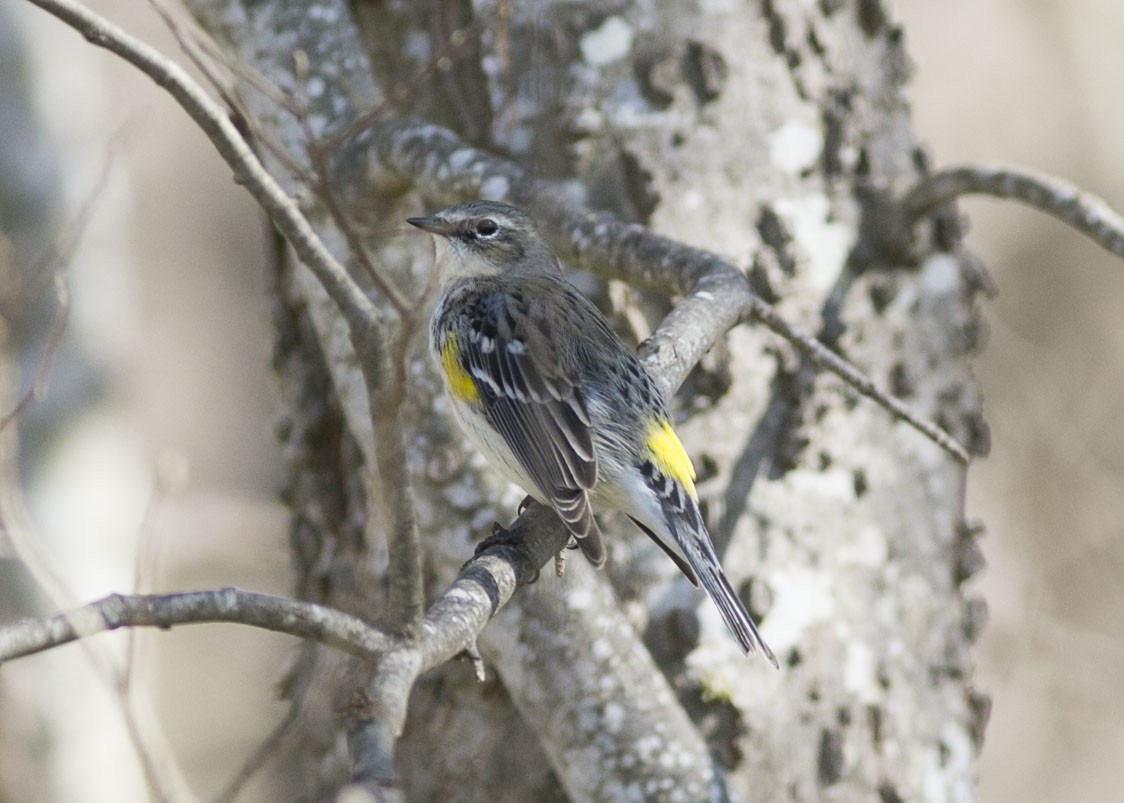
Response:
447,394,544,502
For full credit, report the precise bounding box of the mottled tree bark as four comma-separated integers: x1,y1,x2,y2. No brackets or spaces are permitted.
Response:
184,0,988,799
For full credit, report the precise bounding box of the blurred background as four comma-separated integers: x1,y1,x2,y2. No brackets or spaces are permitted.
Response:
1,0,1121,800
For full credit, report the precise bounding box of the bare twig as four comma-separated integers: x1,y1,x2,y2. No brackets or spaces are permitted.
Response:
316,1,511,154
0,272,69,433
743,299,972,462
0,126,118,431
903,164,1124,259
350,317,427,633
286,53,426,632
0,588,397,664
292,52,412,319
0,511,567,798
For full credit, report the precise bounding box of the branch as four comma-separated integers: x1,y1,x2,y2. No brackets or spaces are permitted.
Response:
0,504,566,795
903,163,1124,259
0,503,565,663
0,589,396,663
366,115,971,462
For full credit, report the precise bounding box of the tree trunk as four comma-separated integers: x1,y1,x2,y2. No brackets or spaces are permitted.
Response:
184,0,988,799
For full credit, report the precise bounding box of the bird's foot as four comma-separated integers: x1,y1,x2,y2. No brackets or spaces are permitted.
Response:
473,521,540,584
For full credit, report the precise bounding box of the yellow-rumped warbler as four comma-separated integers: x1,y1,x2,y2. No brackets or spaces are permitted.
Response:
409,200,776,665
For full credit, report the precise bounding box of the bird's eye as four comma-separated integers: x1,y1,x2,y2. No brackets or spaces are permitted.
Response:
474,218,499,238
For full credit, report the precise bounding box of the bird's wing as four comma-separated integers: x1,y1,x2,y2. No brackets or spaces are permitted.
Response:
452,283,604,562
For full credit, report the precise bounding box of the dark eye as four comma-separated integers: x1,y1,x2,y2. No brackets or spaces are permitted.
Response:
475,218,499,238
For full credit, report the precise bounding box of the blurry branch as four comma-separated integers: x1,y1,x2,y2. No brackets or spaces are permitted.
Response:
0,272,67,434
0,135,196,800
0,126,118,430
902,164,1124,259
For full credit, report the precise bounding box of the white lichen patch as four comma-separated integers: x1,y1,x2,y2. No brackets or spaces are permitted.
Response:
446,147,478,175
768,119,822,175
840,523,888,568
774,194,851,291
591,636,614,663
580,16,634,66
567,585,595,611
687,636,777,711
304,3,340,23
305,76,326,98
842,641,880,703
786,463,855,502
603,701,624,733
919,252,961,296
760,565,836,652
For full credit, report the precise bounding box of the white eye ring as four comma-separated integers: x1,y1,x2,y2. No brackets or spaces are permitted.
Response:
475,218,499,238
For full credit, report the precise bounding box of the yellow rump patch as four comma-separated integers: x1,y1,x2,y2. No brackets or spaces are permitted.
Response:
646,418,697,499
440,337,479,404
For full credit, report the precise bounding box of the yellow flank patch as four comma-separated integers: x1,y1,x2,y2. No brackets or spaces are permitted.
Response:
440,337,479,404
646,418,697,499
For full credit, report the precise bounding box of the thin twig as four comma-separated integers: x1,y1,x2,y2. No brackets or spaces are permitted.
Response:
743,297,972,462
0,503,565,678
903,164,1124,259
292,51,413,319
316,1,511,154
0,128,118,431
0,273,69,433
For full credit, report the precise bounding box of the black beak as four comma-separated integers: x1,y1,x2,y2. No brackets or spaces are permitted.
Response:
407,216,455,235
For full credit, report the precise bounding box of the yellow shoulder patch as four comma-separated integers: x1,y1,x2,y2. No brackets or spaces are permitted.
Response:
646,417,697,499
440,336,479,404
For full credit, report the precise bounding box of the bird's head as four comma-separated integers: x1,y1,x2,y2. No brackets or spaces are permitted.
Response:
408,200,560,278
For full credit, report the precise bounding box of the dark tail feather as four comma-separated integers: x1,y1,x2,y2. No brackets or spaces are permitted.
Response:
698,561,778,668
554,488,605,568
575,517,606,568
676,516,778,667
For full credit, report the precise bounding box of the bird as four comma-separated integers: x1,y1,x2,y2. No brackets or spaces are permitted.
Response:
409,200,776,665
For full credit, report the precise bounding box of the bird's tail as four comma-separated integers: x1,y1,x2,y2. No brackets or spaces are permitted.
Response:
554,488,606,568
675,514,778,668
575,517,606,567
